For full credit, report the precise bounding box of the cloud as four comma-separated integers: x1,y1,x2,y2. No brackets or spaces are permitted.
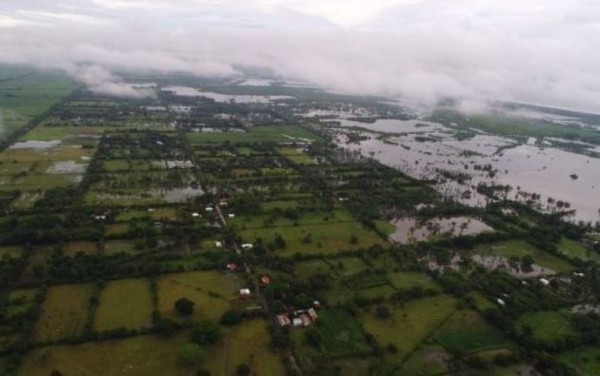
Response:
0,0,599,112
73,65,155,97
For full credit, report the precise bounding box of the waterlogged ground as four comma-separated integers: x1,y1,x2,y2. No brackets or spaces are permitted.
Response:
162,86,294,103
389,216,494,243
335,119,600,222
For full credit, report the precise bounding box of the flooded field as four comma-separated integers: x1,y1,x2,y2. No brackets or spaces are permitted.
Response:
162,86,294,103
389,216,493,243
336,121,600,222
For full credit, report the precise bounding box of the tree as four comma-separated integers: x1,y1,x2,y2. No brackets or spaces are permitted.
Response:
220,309,243,325
156,317,179,336
177,343,204,365
375,305,391,319
274,234,287,249
175,298,195,316
236,364,251,376
191,321,222,344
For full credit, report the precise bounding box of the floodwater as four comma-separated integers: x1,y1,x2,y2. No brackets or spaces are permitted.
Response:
152,160,194,169
337,125,600,222
10,140,60,149
334,118,446,134
160,187,205,203
162,86,294,103
389,216,494,243
47,161,86,174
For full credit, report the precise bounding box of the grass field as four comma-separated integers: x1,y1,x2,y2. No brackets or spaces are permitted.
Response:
230,208,355,229
310,309,371,356
102,240,137,255
294,259,331,279
63,241,97,256
94,279,153,331
474,239,574,273
7,288,38,317
203,319,285,375
557,238,600,263
361,295,457,359
329,256,367,276
158,271,241,322
394,345,449,376
21,126,104,141
433,310,514,355
355,285,397,300
239,221,385,255
468,291,497,311
0,68,76,140
187,125,320,144
0,245,21,259
17,333,193,376
387,271,440,291
34,284,94,343
558,346,600,376
515,311,577,344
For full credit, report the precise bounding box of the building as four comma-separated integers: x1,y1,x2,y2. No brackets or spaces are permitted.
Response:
276,314,291,328
240,288,251,296
307,308,318,322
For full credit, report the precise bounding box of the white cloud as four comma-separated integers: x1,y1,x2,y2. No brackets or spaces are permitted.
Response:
0,0,599,112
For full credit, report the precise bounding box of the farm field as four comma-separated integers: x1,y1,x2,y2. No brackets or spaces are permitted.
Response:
361,295,457,361
17,334,192,376
94,279,153,331
433,310,514,355
474,239,574,273
157,271,242,322
34,284,94,343
515,311,577,344
558,346,600,376
239,221,385,255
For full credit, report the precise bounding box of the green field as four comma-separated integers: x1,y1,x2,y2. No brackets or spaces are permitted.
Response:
21,126,104,141
203,319,285,375
34,284,94,343
433,310,514,355
387,271,440,291
558,346,600,376
94,279,153,331
158,271,241,322
63,241,97,256
0,245,21,259
0,67,77,140
18,333,192,376
515,311,577,344
239,221,386,255
306,309,371,356
361,295,457,360
557,238,600,263
394,345,450,376
474,240,574,273
294,259,331,279
187,125,320,144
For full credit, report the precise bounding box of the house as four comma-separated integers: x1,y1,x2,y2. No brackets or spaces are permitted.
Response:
239,288,251,296
226,263,237,271
540,278,550,286
260,275,271,285
292,318,303,327
192,212,200,218
228,213,236,218
299,314,312,327
497,298,506,306
241,243,254,250
307,308,318,322
313,301,321,308
205,207,214,212
277,314,291,328
215,241,222,248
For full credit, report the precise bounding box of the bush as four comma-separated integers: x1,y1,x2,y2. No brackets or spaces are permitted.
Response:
220,310,243,325
190,321,222,344
375,305,391,319
175,298,195,316
177,343,204,365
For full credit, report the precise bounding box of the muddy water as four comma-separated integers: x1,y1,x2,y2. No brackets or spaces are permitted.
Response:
338,128,600,222
161,86,293,103
10,140,60,149
335,118,446,134
390,216,494,243
47,161,86,174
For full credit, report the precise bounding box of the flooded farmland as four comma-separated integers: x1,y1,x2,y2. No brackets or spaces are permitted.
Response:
389,216,494,243
333,118,600,223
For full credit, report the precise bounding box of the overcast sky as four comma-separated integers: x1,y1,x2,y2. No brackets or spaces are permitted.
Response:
1,0,599,112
